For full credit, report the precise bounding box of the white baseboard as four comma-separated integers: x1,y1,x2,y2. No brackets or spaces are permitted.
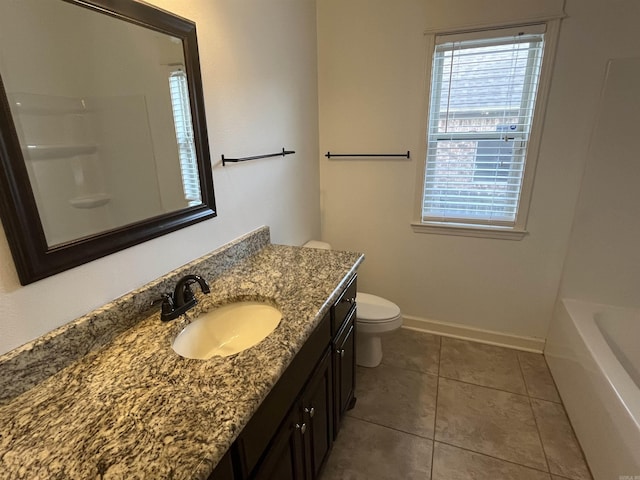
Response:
402,315,546,353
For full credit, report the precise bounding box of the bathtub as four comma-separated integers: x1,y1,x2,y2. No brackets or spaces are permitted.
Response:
545,299,640,480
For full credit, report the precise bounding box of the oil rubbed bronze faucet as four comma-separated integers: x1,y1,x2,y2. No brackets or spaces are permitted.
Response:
154,274,211,321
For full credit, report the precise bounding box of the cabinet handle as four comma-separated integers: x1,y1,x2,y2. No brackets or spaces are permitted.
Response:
296,423,307,434
336,348,345,358
305,407,315,418
342,297,356,304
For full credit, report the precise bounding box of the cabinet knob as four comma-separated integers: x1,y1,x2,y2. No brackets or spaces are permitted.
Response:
305,407,315,418
342,297,356,304
296,423,307,434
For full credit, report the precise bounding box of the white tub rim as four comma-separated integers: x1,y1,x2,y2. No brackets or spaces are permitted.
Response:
562,298,640,432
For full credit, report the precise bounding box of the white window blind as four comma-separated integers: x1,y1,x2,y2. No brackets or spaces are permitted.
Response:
169,68,202,207
422,26,545,227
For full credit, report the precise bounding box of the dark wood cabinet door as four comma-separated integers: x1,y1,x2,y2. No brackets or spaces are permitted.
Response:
208,450,235,480
301,349,333,480
333,308,356,437
253,407,305,480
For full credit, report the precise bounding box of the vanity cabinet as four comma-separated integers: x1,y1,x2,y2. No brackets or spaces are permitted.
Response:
254,349,333,480
331,274,357,437
209,275,357,480
253,402,305,480
333,308,356,437
301,348,334,479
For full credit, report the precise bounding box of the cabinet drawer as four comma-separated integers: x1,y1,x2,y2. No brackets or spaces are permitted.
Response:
331,275,357,336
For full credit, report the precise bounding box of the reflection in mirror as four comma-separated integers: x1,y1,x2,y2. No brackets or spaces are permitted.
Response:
0,0,216,284
0,0,202,246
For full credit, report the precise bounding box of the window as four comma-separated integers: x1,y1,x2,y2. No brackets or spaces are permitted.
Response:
169,68,202,207
416,25,550,238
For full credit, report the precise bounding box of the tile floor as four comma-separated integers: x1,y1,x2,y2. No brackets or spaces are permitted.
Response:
321,328,593,480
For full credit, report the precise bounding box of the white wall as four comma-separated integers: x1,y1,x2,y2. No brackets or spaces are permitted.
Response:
557,57,640,308
0,0,321,355
317,0,640,339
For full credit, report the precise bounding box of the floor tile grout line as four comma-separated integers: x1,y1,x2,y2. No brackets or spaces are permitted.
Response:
381,361,439,377
363,331,589,480
437,374,532,399
346,332,444,474
345,412,436,442
438,336,562,403
436,334,442,377
541,352,566,404
517,352,553,475
533,397,595,480
566,422,595,480
518,351,563,404
516,351,533,398
430,335,442,480
371,362,439,380
347,407,557,478
522,354,594,479
518,357,594,480
530,394,563,404
434,439,556,477
399,332,590,479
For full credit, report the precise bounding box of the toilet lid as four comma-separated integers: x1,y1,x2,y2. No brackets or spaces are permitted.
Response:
356,293,401,321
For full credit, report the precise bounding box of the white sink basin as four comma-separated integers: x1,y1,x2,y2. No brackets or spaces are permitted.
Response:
172,301,282,359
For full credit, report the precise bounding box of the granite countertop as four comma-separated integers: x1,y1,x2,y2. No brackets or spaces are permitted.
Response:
0,241,363,479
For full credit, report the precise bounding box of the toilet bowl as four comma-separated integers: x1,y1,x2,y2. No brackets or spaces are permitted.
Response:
303,240,403,368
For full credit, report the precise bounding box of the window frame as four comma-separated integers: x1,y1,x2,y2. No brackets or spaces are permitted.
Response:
412,20,562,240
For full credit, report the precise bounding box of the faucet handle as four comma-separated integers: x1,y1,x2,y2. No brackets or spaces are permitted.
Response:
152,293,177,321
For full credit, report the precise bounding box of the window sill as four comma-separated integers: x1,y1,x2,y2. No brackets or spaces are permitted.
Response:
411,222,528,240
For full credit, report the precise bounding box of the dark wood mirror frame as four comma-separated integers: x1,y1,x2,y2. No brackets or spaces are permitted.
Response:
0,0,216,285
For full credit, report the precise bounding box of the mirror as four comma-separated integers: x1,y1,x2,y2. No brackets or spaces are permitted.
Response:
0,0,216,284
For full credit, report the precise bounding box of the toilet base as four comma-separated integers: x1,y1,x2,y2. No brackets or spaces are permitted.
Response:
356,334,382,368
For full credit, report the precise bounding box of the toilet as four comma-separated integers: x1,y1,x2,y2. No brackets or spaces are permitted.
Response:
303,241,402,367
